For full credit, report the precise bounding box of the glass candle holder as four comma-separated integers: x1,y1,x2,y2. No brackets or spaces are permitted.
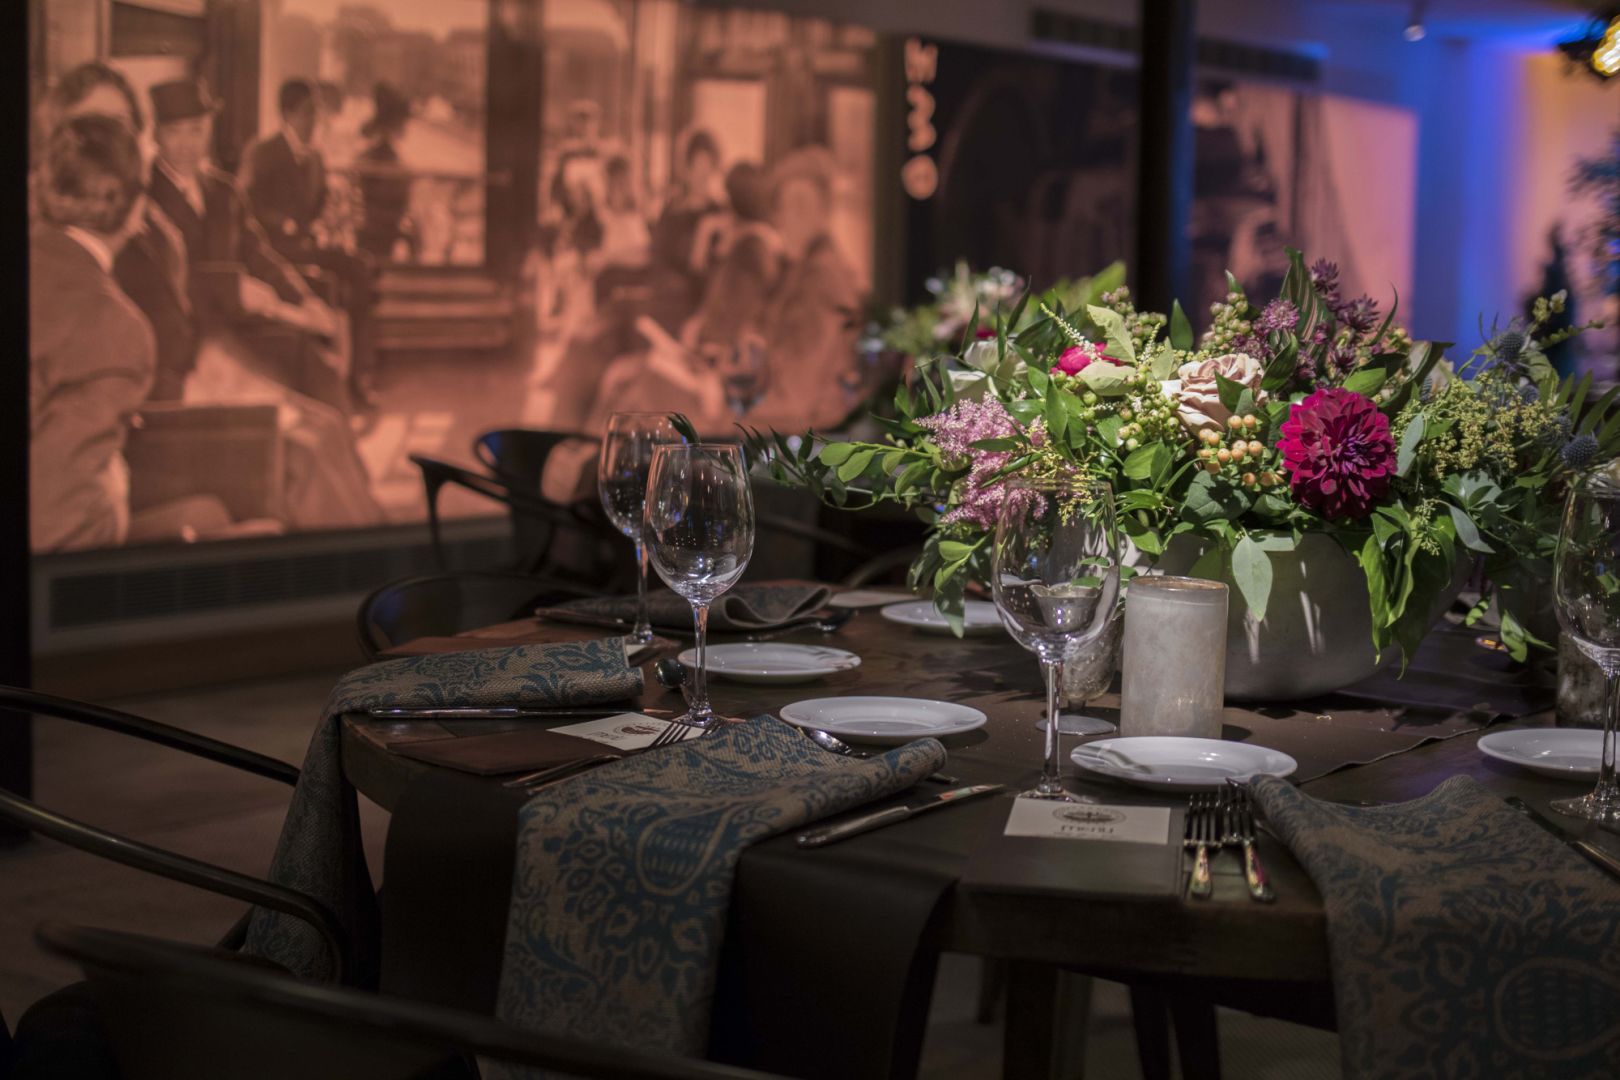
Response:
1120,576,1228,738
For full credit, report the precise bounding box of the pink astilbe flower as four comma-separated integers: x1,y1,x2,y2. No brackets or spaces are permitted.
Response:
917,396,1041,529
1277,388,1396,521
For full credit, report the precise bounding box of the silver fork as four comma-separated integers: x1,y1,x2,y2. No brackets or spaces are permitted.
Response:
647,719,695,749
1224,784,1275,902
1184,793,1215,899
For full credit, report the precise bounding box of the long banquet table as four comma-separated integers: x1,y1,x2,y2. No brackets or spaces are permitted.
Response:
339,602,1617,1076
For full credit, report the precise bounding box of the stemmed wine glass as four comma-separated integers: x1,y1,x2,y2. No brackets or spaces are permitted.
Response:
1551,470,1620,824
644,443,756,725
992,478,1121,800
598,412,681,644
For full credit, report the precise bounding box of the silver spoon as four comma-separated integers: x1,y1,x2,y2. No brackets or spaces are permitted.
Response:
804,727,957,785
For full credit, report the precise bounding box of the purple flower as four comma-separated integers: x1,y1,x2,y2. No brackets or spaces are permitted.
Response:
1255,299,1299,335
1339,296,1380,335
916,397,1038,529
1309,259,1340,296
1277,388,1396,521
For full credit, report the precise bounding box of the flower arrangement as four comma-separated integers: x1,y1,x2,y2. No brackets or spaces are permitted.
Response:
747,250,1617,662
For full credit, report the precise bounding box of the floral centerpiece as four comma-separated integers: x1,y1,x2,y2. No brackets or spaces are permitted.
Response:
745,250,1616,687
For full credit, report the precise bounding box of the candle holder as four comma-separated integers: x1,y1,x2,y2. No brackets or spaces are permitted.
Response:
1120,576,1228,738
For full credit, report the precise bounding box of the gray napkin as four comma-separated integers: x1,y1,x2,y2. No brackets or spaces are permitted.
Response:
541,580,832,632
1252,775,1620,1080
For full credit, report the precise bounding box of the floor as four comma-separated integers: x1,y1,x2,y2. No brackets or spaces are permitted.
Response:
0,671,1341,1078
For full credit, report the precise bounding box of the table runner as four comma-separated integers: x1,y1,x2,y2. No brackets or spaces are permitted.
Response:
486,716,945,1078
244,639,641,981
1252,775,1620,1079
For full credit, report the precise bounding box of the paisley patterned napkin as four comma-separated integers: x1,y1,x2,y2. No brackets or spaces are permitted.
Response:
243,639,642,982
486,715,945,1076
1252,775,1620,1080
540,580,833,632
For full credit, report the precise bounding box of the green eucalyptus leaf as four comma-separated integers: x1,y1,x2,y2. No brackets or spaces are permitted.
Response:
1079,361,1132,397
1231,534,1273,623
1169,300,1194,352
1342,368,1387,397
836,449,875,481
1447,505,1493,553
1215,373,1245,413
1396,414,1425,477
1085,304,1136,363
817,442,856,466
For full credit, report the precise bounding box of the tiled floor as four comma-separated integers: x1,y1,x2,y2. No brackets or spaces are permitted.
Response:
0,671,1340,1078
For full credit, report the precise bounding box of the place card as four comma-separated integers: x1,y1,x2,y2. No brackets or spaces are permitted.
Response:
554,714,703,750
1002,797,1172,845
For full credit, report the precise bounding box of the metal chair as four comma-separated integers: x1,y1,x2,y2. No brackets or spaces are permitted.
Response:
38,922,784,1080
356,571,601,661
0,686,359,1080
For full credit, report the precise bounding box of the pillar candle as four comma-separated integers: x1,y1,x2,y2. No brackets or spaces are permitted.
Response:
1120,576,1228,738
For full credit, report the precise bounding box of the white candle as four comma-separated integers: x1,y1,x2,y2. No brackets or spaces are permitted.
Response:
1121,576,1228,738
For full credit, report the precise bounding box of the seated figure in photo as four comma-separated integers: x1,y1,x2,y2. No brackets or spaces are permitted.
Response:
243,77,377,409
39,62,195,404
30,114,155,551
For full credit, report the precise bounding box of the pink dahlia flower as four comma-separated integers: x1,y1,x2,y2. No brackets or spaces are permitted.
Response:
1276,388,1396,521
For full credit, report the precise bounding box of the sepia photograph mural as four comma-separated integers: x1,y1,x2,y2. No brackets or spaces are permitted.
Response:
27,0,878,552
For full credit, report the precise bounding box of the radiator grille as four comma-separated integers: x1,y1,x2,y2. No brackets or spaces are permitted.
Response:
45,533,510,631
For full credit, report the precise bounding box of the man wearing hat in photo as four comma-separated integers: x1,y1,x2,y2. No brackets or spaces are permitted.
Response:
243,77,378,409
146,77,346,411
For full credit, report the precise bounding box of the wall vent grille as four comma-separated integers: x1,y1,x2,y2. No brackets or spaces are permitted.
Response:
45,533,510,632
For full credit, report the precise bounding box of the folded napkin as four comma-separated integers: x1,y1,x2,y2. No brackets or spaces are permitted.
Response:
486,715,945,1076
1252,776,1620,1080
388,729,625,776
540,580,833,633
243,639,642,982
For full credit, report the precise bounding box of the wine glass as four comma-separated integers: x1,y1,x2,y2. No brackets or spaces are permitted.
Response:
992,478,1121,800
1550,470,1620,824
597,412,681,644
644,443,756,725
1041,607,1122,736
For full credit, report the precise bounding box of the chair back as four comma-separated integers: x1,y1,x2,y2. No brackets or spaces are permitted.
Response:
475,428,602,573
356,572,558,659
38,923,780,1080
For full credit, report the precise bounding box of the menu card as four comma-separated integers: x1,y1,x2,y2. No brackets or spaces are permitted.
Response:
1002,797,1172,845
959,798,1184,900
554,714,704,749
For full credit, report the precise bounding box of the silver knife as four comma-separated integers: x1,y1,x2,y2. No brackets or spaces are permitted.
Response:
364,706,667,720
796,784,1005,848
1506,796,1620,881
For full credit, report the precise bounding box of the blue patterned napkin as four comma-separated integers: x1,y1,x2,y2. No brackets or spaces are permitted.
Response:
243,639,642,982
1252,775,1620,1080
543,580,833,632
486,715,945,1076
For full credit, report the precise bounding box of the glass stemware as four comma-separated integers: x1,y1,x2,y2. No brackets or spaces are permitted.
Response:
644,443,755,725
598,412,681,644
992,478,1121,800
1550,470,1620,824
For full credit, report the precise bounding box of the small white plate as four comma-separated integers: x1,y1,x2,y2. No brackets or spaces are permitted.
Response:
778,696,987,744
880,600,1005,636
677,643,860,685
1070,737,1298,792
1478,729,1603,780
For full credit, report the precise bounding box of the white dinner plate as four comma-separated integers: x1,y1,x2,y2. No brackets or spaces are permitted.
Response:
879,600,1005,636
677,643,860,685
1477,728,1603,780
1070,737,1298,792
778,696,988,744
829,589,913,610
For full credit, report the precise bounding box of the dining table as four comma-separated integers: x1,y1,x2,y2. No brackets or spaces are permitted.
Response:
337,594,1616,1080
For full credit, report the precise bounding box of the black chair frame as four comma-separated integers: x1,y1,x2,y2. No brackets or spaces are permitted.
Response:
0,686,347,982
39,922,783,1080
354,571,603,661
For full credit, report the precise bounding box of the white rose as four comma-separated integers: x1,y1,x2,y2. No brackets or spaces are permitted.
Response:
1174,353,1265,434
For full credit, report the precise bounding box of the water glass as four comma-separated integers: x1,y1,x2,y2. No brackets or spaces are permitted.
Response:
992,478,1120,800
1550,472,1620,824
598,412,681,643
644,443,755,725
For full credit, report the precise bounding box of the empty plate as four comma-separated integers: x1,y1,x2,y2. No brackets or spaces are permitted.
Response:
880,600,1005,636
1478,729,1603,779
677,643,860,685
1070,737,1298,792
778,696,987,744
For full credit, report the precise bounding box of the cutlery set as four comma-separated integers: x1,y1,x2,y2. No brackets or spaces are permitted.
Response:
1183,785,1274,902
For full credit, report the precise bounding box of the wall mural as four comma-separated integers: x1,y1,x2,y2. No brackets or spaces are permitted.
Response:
27,0,877,552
